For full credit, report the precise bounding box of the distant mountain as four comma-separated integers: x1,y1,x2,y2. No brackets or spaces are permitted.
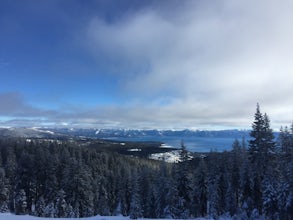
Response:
43,127,251,139
0,127,252,153
0,127,280,152
0,127,67,139
2,127,279,142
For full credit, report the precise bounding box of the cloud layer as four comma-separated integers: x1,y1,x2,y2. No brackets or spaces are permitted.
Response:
1,0,293,129
83,0,293,128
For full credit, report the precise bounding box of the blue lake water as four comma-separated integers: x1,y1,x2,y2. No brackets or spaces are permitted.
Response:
103,136,247,152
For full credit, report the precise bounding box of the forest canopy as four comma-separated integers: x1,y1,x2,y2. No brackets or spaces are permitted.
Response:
0,105,292,219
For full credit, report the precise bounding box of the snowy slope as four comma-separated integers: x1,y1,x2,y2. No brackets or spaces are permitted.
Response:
0,213,213,220
0,213,128,220
149,150,181,163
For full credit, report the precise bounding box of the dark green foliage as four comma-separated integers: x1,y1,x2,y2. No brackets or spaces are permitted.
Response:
14,189,27,215
129,174,142,220
191,158,207,217
249,104,276,177
173,143,191,218
0,105,292,219
248,104,277,214
0,168,9,212
0,138,175,217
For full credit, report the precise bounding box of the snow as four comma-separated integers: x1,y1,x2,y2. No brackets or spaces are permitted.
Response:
30,127,55,135
127,148,142,152
0,213,212,220
0,213,129,220
159,143,174,148
149,150,181,163
149,150,194,163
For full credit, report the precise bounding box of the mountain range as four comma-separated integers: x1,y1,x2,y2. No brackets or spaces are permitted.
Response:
0,127,250,139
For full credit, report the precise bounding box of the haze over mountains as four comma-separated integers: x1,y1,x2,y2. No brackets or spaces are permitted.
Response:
0,127,249,138
0,127,251,152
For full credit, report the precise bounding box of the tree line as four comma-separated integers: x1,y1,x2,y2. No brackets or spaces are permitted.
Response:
0,104,292,219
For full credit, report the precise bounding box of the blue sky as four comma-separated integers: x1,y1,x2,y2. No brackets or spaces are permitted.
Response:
1,0,293,129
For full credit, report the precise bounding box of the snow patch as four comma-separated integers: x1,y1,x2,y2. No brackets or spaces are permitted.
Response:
149,150,181,163
160,143,174,148
30,127,55,135
150,150,194,163
127,148,142,152
0,213,214,220
43,130,55,135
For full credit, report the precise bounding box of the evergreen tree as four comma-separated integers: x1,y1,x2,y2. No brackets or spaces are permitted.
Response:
44,201,56,218
249,104,276,176
35,196,46,217
55,189,67,217
248,104,276,213
278,123,293,219
191,157,207,217
174,142,191,217
153,163,169,218
129,174,142,219
0,168,9,212
239,153,253,217
96,177,110,216
116,167,131,216
166,177,188,219
230,139,243,213
138,167,152,217
14,189,27,215
2,143,17,212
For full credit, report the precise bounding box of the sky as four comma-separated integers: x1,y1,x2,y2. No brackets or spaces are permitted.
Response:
1,0,293,130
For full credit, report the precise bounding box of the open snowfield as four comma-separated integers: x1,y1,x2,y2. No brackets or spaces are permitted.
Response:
0,213,214,220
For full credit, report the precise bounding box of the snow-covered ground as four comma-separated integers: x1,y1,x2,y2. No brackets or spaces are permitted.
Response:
0,213,213,220
0,213,128,220
149,150,181,163
149,150,194,163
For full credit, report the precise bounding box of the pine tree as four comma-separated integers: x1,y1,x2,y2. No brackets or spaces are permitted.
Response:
129,174,142,219
166,176,189,219
262,175,279,218
249,104,276,177
0,168,9,212
15,189,27,215
153,163,169,218
262,113,276,165
35,196,46,217
240,153,253,217
230,139,242,212
116,167,131,216
55,189,67,217
191,157,207,217
96,177,110,216
174,142,191,217
278,123,293,219
2,143,17,213
44,201,56,217
249,103,265,171
248,104,276,213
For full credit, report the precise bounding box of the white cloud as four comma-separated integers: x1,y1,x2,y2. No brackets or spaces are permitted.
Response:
81,0,293,129
2,0,293,129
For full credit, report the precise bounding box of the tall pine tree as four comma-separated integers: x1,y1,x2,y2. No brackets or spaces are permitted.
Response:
248,103,276,214
249,104,276,177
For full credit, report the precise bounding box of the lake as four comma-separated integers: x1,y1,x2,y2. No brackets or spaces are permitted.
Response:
103,135,248,152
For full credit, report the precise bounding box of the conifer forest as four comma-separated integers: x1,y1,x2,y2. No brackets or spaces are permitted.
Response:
0,105,292,219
